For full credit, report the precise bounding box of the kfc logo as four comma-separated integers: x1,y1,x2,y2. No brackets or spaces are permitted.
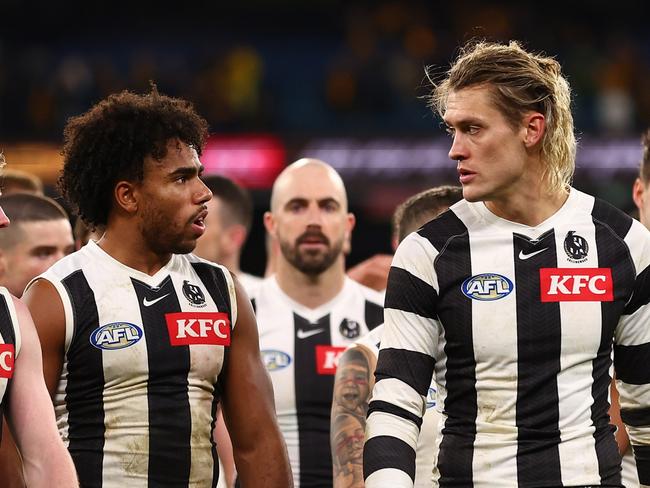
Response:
316,345,346,375
0,344,14,379
165,312,231,346
540,268,613,302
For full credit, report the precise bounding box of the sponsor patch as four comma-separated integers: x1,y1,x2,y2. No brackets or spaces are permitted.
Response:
165,312,230,346
461,273,513,301
0,344,14,379
540,268,613,302
261,350,292,371
90,322,143,350
316,345,346,375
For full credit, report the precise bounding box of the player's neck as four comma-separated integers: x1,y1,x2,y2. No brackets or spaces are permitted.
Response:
485,185,569,227
275,256,346,309
97,224,172,276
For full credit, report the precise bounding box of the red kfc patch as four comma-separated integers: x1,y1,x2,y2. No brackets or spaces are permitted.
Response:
165,312,231,346
540,268,613,302
316,345,346,375
0,344,14,379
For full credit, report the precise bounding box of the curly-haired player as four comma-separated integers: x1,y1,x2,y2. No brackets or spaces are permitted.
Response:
21,88,292,487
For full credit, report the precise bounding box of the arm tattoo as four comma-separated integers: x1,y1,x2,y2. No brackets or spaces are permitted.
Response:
331,347,374,488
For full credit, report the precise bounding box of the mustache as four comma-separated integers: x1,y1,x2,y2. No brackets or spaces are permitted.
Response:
296,230,330,246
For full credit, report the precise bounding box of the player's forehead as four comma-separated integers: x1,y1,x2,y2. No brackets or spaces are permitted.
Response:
275,162,347,207
443,85,500,125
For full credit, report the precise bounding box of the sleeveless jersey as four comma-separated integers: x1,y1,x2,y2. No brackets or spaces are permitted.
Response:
36,241,237,488
365,188,650,487
251,276,383,488
0,287,21,442
353,324,440,488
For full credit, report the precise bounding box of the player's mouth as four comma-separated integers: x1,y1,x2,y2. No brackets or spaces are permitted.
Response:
297,232,329,248
458,167,476,185
191,209,208,236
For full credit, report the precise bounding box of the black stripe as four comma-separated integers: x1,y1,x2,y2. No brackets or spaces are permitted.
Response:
191,263,232,323
191,263,233,488
384,267,438,320
367,400,423,429
375,348,434,397
512,231,562,485
417,208,469,251
250,298,256,314
592,197,634,241
621,406,650,427
425,214,475,487
363,435,415,481
593,218,630,485
62,270,105,488
623,264,650,315
364,300,383,330
632,444,650,485
0,293,15,435
615,343,650,385
294,313,333,487
132,277,192,487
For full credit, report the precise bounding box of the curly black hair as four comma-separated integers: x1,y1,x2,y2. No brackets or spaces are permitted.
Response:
59,87,209,227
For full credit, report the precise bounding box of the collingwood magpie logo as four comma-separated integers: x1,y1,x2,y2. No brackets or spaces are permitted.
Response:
564,231,588,263
183,280,206,307
339,318,361,339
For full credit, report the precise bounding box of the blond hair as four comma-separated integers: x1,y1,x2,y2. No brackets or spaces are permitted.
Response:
430,40,576,194
640,129,650,184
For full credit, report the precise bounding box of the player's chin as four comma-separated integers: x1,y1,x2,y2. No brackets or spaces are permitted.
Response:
173,238,199,255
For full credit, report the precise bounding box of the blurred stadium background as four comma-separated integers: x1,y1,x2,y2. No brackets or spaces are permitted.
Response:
0,0,648,275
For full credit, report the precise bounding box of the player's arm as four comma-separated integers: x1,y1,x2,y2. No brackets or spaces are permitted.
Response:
331,345,376,488
21,278,66,399
0,423,26,488
364,235,438,488
6,296,78,487
615,219,650,487
347,254,393,292
609,376,631,455
220,276,293,487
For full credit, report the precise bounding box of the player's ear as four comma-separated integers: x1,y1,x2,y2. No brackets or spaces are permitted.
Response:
344,212,356,244
263,211,277,237
114,180,138,214
633,177,645,211
523,112,545,148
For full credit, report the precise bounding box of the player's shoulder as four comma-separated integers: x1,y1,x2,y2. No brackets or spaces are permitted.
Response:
351,323,384,357
588,192,636,240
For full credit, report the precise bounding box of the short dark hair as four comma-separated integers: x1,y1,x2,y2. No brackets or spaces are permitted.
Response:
59,87,209,227
641,129,650,184
0,193,69,249
1,169,43,195
202,175,253,232
392,185,463,243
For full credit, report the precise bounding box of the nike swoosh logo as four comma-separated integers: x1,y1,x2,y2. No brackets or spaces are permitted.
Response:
296,328,325,339
143,293,171,307
518,248,548,260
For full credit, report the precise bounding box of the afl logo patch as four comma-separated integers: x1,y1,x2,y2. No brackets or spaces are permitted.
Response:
90,322,143,350
461,273,513,301
183,280,206,307
261,350,292,371
564,231,589,263
426,387,437,409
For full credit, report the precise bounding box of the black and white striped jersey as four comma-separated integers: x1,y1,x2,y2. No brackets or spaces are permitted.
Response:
36,240,237,488
251,276,383,488
0,287,21,440
364,188,650,488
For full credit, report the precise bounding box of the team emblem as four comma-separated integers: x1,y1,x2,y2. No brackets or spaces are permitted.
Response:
183,280,206,307
90,322,143,350
564,231,589,263
461,273,513,301
339,318,361,339
261,350,292,371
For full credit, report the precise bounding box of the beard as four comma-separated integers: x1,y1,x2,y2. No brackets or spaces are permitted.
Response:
139,206,197,256
279,229,344,276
